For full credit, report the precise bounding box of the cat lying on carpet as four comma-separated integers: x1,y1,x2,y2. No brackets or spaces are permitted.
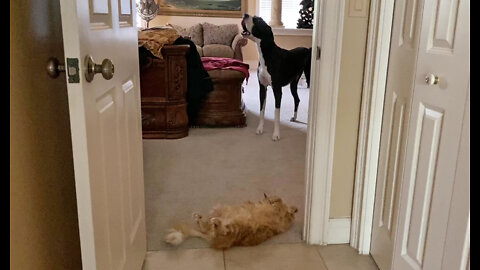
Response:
164,194,298,249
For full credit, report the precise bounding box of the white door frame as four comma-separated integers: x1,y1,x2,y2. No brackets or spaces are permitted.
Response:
303,0,345,245
349,0,395,254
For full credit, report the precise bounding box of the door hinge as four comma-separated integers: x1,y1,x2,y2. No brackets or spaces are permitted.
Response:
66,58,80,84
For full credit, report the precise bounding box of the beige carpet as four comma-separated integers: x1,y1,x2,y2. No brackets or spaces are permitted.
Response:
144,72,310,250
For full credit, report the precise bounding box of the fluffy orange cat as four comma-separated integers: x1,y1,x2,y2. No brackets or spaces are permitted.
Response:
164,194,298,249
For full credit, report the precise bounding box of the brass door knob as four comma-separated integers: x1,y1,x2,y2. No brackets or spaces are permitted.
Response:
46,58,66,78
85,55,115,82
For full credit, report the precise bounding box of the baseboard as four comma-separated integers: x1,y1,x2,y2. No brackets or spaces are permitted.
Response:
327,218,351,244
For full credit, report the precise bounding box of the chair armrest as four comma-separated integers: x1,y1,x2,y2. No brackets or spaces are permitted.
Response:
231,34,248,61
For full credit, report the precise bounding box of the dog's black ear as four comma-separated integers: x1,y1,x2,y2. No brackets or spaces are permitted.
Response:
264,193,269,199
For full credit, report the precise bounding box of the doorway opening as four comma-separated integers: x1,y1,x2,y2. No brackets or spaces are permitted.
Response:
142,31,312,252
140,0,363,251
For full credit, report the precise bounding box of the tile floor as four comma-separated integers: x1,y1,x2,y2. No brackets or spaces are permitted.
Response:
143,243,379,270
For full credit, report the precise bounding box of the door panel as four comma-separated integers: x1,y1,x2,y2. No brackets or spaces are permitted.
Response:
60,0,146,269
392,0,469,268
90,0,112,27
399,0,420,48
370,0,423,268
401,104,443,266
118,0,133,26
427,0,460,52
93,89,126,269
440,92,469,270
379,93,405,235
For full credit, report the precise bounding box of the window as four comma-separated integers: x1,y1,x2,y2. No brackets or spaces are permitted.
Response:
258,0,302,29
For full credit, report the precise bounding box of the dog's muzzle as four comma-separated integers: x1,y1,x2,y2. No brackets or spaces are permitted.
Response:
241,14,251,36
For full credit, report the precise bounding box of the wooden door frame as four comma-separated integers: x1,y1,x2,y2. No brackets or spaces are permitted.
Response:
348,0,395,254
303,0,396,247
302,0,345,245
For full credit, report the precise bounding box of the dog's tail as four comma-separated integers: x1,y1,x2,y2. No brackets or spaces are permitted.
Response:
164,223,207,246
305,48,312,88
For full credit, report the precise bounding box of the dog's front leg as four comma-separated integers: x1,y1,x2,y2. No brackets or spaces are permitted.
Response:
272,85,282,141
290,78,300,122
256,84,267,135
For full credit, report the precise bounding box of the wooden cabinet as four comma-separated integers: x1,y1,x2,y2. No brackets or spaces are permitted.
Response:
139,45,190,139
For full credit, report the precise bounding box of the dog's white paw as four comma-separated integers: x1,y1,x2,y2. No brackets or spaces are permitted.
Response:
290,112,298,122
164,229,184,246
256,125,264,135
272,132,281,141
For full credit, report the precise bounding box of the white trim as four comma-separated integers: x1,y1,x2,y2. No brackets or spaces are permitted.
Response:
328,218,351,244
460,214,470,270
303,0,345,245
350,0,394,255
272,28,313,36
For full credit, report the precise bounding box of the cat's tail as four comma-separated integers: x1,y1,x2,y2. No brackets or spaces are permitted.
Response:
164,223,208,246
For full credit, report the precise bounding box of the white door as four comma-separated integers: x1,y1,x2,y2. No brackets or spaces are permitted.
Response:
370,0,423,268
59,1,147,269
391,0,470,268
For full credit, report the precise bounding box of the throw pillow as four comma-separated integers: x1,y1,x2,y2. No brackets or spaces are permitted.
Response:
168,23,204,46
202,22,239,46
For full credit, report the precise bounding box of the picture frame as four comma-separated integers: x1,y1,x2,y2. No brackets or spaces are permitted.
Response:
157,0,247,18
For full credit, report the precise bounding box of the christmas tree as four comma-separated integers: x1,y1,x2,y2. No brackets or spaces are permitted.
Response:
297,0,314,29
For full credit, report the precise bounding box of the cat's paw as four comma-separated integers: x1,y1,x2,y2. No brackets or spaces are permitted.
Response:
164,229,183,246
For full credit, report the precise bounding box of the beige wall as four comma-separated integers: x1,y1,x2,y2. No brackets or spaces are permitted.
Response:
10,0,82,269
330,0,370,218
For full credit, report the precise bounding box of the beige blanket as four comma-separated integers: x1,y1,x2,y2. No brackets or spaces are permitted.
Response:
138,27,180,59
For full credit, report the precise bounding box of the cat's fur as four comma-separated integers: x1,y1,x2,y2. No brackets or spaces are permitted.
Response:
164,194,298,249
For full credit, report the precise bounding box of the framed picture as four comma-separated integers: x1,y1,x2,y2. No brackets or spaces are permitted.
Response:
157,0,247,18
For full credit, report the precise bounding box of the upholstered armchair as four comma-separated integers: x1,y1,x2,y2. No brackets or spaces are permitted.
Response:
168,22,248,61
231,34,249,60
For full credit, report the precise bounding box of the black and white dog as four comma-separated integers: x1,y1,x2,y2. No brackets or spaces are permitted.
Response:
241,14,311,141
